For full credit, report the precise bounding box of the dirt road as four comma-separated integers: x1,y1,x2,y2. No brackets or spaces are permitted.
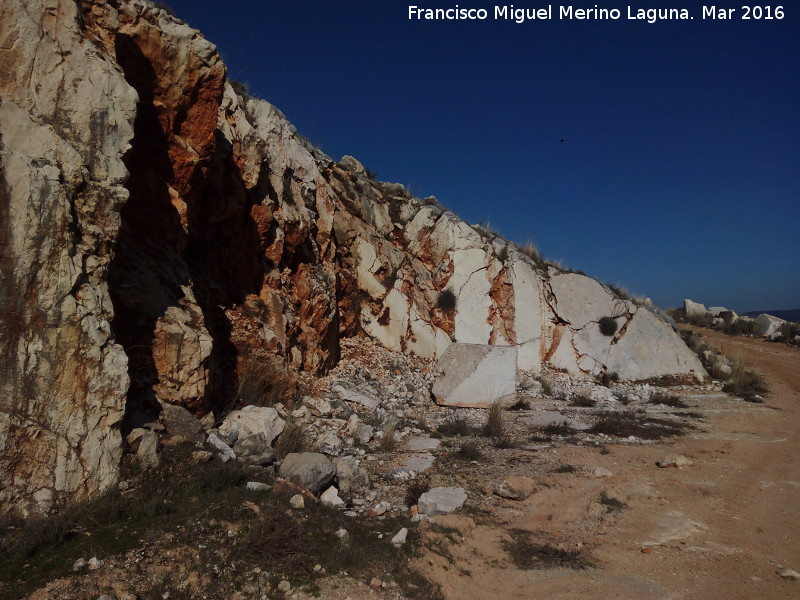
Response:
417,329,800,599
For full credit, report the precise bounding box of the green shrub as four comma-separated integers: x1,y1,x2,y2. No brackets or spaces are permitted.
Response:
598,317,618,336
436,289,457,312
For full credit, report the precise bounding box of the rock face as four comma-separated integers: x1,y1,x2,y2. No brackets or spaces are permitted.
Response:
754,313,786,337
0,0,705,514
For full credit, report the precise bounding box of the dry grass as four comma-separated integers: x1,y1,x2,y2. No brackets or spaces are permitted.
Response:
436,418,476,437
379,420,398,451
483,402,505,438
722,354,768,402
273,418,309,459
235,356,291,407
590,411,689,440
649,392,689,408
571,394,596,408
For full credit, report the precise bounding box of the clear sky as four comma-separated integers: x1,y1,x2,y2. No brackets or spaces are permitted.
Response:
164,0,798,313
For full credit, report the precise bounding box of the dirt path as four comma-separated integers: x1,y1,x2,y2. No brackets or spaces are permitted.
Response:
417,328,800,599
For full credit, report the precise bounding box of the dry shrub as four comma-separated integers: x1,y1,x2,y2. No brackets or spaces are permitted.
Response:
273,418,309,459
379,420,397,451
236,356,291,407
723,354,768,402
483,402,505,438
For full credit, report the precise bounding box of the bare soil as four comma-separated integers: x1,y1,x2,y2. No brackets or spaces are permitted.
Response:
415,327,800,599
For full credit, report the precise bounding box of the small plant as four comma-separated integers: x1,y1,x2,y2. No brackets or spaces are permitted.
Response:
570,394,596,408
492,435,518,449
454,441,483,461
599,371,619,387
722,354,768,402
405,477,430,507
649,392,689,409
542,420,573,436
273,418,309,459
497,245,510,263
553,464,577,474
503,529,592,570
598,491,628,512
607,284,631,301
540,378,553,396
507,398,531,411
518,240,541,263
379,420,398,451
598,316,618,337
235,356,290,407
483,402,505,439
436,289,457,312
437,418,475,437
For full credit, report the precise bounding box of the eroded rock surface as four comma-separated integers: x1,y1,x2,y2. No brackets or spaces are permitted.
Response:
0,0,705,514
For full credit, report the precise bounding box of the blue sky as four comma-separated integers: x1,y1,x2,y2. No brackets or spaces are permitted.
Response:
165,0,799,312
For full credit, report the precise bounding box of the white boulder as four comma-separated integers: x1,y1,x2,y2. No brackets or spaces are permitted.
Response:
432,343,516,408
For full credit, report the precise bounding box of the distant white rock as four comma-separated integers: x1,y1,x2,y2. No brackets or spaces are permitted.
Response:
684,299,709,319
418,487,467,516
754,313,786,337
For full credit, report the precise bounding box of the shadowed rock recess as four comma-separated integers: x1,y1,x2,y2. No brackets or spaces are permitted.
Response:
0,0,704,514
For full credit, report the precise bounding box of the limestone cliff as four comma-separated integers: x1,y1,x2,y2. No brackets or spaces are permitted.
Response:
0,0,704,514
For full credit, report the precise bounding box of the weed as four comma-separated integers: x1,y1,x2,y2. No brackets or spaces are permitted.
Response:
617,393,633,406
507,398,531,411
273,418,309,459
236,356,291,408
437,418,475,437
598,491,628,512
497,245,509,263
722,354,768,402
405,478,430,507
380,421,398,451
483,402,505,438
552,464,578,474
542,420,574,436
607,284,631,301
436,289,457,312
540,378,553,396
453,441,483,461
649,392,689,408
571,394,596,408
492,436,518,449
503,529,592,570
598,316,618,336
599,371,619,387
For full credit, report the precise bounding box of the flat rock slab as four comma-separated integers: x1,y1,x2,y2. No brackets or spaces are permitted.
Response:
432,343,517,408
331,383,379,410
523,410,591,431
418,487,467,516
405,436,441,452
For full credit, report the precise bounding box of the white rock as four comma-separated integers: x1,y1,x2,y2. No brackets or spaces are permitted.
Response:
331,383,379,410
246,481,271,492
219,406,285,446
418,487,467,516
754,313,785,337
432,344,516,408
320,486,345,508
207,433,236,462
391,528,409,546
684,299,709,319
289,494,305,509
778,567,800,581
87,556,104,570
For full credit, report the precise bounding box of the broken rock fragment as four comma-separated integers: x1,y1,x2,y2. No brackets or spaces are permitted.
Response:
432,344,517,408
418,487,467,516
279,452,336,495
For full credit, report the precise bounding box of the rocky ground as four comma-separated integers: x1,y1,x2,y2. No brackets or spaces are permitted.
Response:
4,326,798,600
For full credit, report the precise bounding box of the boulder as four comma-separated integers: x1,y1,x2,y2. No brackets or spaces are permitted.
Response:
708,306,729,317
315,431,343,455
219,406,285,446
233,433,275,466
418,487,467,516
432,344,517,408
279,453,336,494
334,457,371,498
159,402,204,441
754,313,786,337
684,299,709,319
656,454,693,469
493,476,536,500
126,429,159,469
320,486,345,507
207,433,236,462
